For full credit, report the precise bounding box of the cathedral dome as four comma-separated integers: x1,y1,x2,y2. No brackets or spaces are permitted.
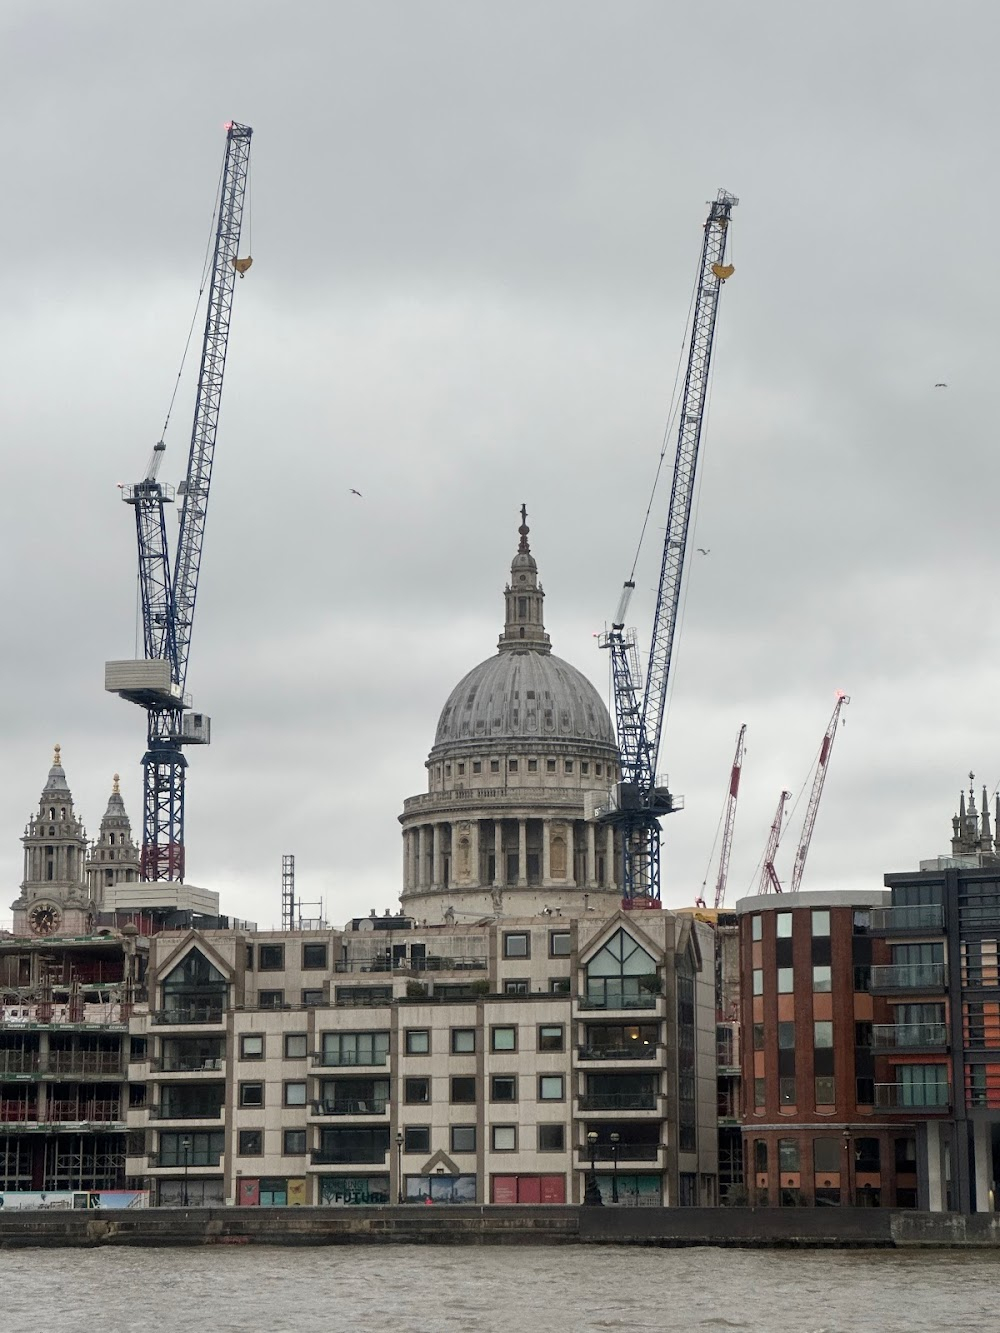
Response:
433,650,613,754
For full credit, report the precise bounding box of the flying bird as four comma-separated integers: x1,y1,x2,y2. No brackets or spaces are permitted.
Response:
934,383,948,388
696,547,710,555
349,488,363,497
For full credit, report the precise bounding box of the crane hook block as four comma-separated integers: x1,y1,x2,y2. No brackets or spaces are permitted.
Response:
711,263,735,282
231,256,253,278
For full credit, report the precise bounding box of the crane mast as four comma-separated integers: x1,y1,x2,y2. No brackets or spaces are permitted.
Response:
600,189,738,908
789,691,850,893
711,723,747,910
757,790,791,895
107,121,253,882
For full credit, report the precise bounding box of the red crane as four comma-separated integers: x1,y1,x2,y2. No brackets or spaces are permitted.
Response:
757,789,791,895
697,724,747,909
789,691,851,893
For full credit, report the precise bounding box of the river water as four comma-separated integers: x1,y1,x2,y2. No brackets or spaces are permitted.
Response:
0,1245,994,1332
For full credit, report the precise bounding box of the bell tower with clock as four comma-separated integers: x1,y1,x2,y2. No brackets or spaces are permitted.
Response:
11,745,98,938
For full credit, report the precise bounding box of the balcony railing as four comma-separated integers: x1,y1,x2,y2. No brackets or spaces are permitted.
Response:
875,1081,949,1109
152,1152,223,1168
45,1099,122,1122
577,1045,659,1061
311,1148,388,1166
870,963,945,991
871,1022,948,1049
870,905,944,933
581,1142,661,1162
149,1105,224,1121
334,957,487,974
0,1051,123,1076
311,1099,388,1116
314,1053,388,1068
152,1057,225,1073
576,995,657,1011
578,1092,657,1111
151,1005,226,1025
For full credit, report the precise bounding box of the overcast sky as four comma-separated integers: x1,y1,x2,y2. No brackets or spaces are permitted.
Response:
2,1,997,929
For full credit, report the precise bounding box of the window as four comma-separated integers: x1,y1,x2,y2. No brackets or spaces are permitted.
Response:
778,1140,799,1172
258,944,285,971
813,965,832,993
753,1140,768,1173
813,1137,840,1173
451,1125,476,1153
564,760,574,774
301,989,324,1007
451,1029,476,1054
752,970,763,996
321,1031,389,1066
504,932,529,959
778,1077,796,1105
491,1075,517,1102
284,1033,307,1060
283,1129,306,1155
457,762,465,776
406,1029,430,1055
853,909,871,934
451,1077,477,1103
549,977,571,994
473,761,482,775
549,931,571,957
815,1076,836,1104
302,943,327,970
238,1129,263,1155
754,1078,765,1108
492,1125,517,1151
752,1023,765,1051
814,1021,833,1048
504,979,529,995
240,1034,264,1060
509,759,518,773
284,1081,307,1107
245,944,254,970
751,915,762,942
404,1077,429,1104
403,1126,430,1152
538,1123,565,1151
528,759,538,772
581,762,590,775
777,968,794,993
776,913,792,938
258,990,284,1009
546,759,556,773
539,1075,564,1101
538,1025,564,1052
239,1082,264,1108
778,1022,795,1048
811,909,830,937
584,928,658,1008
490,759,500,774
491,1026,516,1052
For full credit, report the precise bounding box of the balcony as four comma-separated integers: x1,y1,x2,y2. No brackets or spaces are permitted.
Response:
870,963,945,993
577,1044,659,1062
875,1081,949,1110
149,1105,224,1121
151,1006,226,1026
578,1092,658,1112
870,905,944,934
150,1057,225,1074
872,1022,948,1050
312,1053,388,1069
310,1099,388,1116
0,1051,123,1078
152,1152,223,1169
577,1142,663,1164
310,1148,388,1166
335,957,487,974
576,995,657,1012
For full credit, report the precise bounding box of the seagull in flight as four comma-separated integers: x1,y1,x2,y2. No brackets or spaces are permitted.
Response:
349,488,363,497
696,547,710,555
934,383,948,388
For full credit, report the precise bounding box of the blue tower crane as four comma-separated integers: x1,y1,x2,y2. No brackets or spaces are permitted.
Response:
105,121,253,881
599,189,737,908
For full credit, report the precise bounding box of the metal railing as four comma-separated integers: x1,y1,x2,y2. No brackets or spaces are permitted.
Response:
44,1099,122,1122
334,957,487,974
870,905,944,933
150,1105,224,1121
875,1081,949,1109
871,1022,947,1049
0,1051,123,1076
581,1142,661,1162
151,1005,226,1025
577,1045,659,1061
310,1148,389,1166
578,1092,657,1111
310,1099,388,1116
869,963,945,991
152,1056,225,1072
152,1152,223,1168
576,995,658,1011
314,1052,388,1068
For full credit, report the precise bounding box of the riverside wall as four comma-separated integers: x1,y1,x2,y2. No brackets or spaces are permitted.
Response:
2,1206,1000,1249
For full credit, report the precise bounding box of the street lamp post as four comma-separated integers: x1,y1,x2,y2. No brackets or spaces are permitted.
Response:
584,1130,603,1206
180,1135,192,1208
610,1132,620,1204
396,1130,404,1205
842,1128,853,1207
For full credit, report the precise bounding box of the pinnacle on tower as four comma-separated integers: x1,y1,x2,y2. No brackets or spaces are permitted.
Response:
499,504,551,654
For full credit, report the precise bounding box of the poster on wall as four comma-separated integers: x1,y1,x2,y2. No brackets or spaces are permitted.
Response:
405,1174,476,1204
320,1176,390,1206
0,1191,149,1211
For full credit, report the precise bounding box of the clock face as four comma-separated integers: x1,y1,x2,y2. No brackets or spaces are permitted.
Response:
29,903,62,937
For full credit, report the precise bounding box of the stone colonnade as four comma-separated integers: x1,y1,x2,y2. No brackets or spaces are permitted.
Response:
402,817,617,892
